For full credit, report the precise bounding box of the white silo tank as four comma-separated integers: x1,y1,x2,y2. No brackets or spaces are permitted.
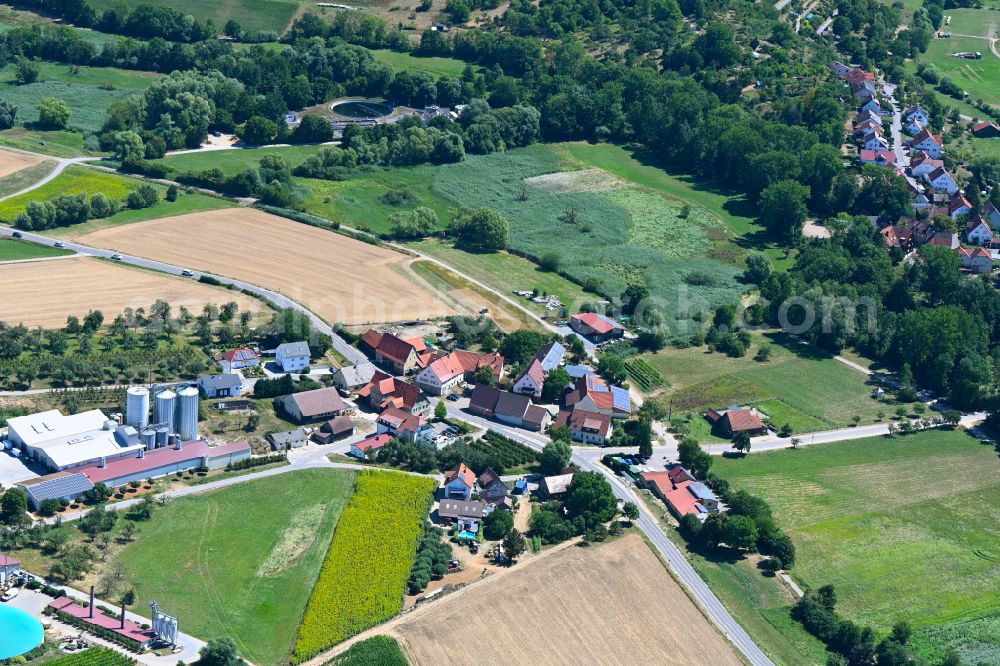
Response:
176,386,199,442
126,386,150,428
153,389,176,433
140,427,156,449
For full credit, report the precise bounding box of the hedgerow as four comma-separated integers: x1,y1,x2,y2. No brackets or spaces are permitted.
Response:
291,471,434,662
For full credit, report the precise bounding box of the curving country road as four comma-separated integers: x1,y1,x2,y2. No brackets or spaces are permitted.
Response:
0,147,99,203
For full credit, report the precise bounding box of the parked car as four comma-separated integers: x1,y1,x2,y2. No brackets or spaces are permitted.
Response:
181,269,194,277
53,242,65,248
111,253,122,260
1,588,19,602
446,393,460,402
11,231,21,238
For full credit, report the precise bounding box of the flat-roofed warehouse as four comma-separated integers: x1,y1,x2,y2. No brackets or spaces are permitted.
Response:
5,409,145,472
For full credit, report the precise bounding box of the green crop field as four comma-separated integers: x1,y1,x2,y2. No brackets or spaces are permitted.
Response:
371,49,469,77
0,61,160,134
431,144,745,320
325,636,409,666
409,239,591,313
86,0,302,35
715,429,1000,664
0,165,232,230
0,128,96,158
916,10,1000,107
645,332,883,431
118,469,357,665
0,238,74,261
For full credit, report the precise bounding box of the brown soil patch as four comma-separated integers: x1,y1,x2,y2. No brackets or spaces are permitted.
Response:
0,148,45,178
391,534,742,666
0,256,263,328
75,209,457,326
524,167,624,193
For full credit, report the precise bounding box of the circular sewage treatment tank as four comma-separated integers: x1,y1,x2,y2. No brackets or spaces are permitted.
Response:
0,605,44,659
330,100,392,118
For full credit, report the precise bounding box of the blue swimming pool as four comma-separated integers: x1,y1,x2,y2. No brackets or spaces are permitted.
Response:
0,605,44,659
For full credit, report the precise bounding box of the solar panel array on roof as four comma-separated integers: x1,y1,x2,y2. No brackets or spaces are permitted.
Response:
21,473,94,506
611,386,630,410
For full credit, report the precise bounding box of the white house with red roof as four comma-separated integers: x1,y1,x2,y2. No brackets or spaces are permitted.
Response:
854,120,883,137
949,195,973,220
376,406,433,445
856,108,882,126
564,374,631,419
965,214,993,245
570,312,624,342
958,246,993,274
349,433,392,459
910,151,943,178
923,166,958,194
213,347,260,373
859,149,894,166
912,128,944,158
555,408,613,445
443,463,476,500
414,349,504,395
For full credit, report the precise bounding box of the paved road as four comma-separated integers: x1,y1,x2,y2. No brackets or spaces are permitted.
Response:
442,403,776,666
0,226,367,365
0,148,98,203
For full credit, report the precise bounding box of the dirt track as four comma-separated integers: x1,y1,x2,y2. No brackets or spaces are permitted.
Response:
0,256,263,328
76,209,457,326
390,534,742,666
0,149,45,178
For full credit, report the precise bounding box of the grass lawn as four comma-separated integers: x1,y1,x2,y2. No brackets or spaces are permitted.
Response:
0,158,56,198
0,128,98,158
639,493,829,666
0,238,74,261
915,12,1000,108
86,0,302,34
715,429,1000,664
370,49,469,77
156,145,327,176
646,332,884,431
119,468,357,665
409,238,590,315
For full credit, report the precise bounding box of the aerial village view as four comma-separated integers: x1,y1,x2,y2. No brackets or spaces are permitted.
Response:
0,0,999,664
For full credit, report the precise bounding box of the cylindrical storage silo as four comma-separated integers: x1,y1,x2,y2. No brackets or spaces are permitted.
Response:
176,386,199,442
153,389,176,433
155,425,169,448
140,427,156,449
168,434,180,449
126,386,150,429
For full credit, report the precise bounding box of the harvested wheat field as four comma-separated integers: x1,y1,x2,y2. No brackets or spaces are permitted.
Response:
0,149,45,178
0,256,263,328
390,534,741,666
77,209,457,325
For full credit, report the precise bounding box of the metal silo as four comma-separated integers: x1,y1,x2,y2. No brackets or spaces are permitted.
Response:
155,425,169,448
126,386,150,428
153,389,176,433
140,427,156,449
176,386,199,442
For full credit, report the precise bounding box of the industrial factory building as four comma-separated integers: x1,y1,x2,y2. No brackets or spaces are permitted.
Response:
5,409,145,472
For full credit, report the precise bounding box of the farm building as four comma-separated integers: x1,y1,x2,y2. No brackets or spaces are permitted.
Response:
275,387,351,423
468,385,552,431
213,347,260,373
564,375,631,419
198,373,243,398
641,467,720,522
555,409,613,445
311,416,355,444
275,341,311,373
972,121,1000,138
268,429,308,451
16,472,94,511
5,409,146,472
360,329,432,374
75,439,251,488
706,408,767,438
331,362,378,391
570,313,624,342
349,433,392,459
415,349,505,395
